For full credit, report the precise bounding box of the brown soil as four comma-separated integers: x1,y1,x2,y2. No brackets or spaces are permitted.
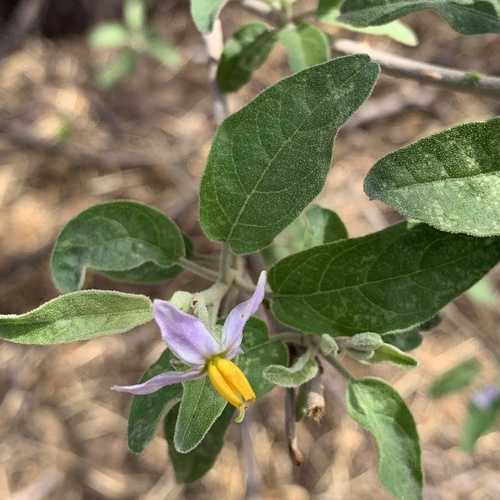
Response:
1,4,499,500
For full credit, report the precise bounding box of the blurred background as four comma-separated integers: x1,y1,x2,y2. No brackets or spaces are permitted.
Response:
1,1,499,498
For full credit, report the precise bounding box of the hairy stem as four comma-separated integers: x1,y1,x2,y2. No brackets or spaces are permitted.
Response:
325,354,356,383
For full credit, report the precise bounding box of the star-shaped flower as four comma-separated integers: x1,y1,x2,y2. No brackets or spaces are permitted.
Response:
113,271,267,421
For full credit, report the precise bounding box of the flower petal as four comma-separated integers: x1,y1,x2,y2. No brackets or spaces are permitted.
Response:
221,271,266,357
153,299,222,365
112,367,204,395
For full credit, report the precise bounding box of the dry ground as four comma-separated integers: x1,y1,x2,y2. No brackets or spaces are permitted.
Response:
1,4,500,499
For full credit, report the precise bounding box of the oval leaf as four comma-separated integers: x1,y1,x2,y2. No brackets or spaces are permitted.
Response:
303,204,348,248
190,0,229,33
339,0,500,35
365,118,500,237
278,23,330,73
269,221,500,336
127,349,183,453
347,377,423,500
429,358,481,398
365,343,419,369
165,403,234,483
88,22,130,49
51,200,185,293
217,22,277,93
200,55,380,254
263,351,318,387
0,290,152,344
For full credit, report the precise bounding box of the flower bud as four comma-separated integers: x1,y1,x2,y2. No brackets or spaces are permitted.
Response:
344,332,383,352
319,334,339,355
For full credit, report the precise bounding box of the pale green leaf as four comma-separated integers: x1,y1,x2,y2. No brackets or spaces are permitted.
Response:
263,351,318,387
279,23,330,73
88,22,130,49
365,343,419,369
0,290,152,344
303,204,348,248
124,0,146,31
51,200,185,293
365,118,500,237
347,377,423,500
429,358,480,397
339,0,500,35
96,51,136,88
190,0,229,33
200,55,380,254
269,221,500,336
144,30,182,68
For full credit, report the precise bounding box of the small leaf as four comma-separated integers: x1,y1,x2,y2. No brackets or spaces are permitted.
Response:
347,377,423,500
124,0,146,31
128,350,183,453
96,51,136,88
279,23,330,73
318,1,418,46
303,204,348,248
263,351,318,387
339,0,500,35
269,221,500,336
217,22,277,93
0,290,152,344
429,358,481,398
165,404,234,483
190,0,229,34
200,55,380,254
88,22,130,49
51,200,185,293
238,317,288,397
365,118,500,237
462,387,500,452
365,343,419,369
144,29,182,68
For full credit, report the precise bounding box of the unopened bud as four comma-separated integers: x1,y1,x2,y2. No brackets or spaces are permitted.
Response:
319,334,339,355
344,332,383,352
170,291,194,313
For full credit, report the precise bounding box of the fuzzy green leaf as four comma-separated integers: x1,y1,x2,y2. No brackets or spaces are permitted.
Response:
127,349,183,453
165,403,234,482
51,200,185,293
365,118,500,237
88,22,130,49
303,205,348,249
0,290,152,344
279,23,330,73
365,343,419,369
200,55,380,254
347,377,423,500
217,22,277,92
263,351,318,387
339,0,500,35
269,221,500,336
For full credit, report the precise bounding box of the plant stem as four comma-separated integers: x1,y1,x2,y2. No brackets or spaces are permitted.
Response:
219,242,233,284
178,257,219,281
325,354,356,383
331,37,500,101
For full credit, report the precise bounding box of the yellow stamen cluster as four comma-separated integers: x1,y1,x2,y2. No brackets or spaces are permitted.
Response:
207,357,256,422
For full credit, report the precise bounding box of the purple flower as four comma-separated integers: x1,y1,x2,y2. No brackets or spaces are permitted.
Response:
113,271,267,421
472,385,500,409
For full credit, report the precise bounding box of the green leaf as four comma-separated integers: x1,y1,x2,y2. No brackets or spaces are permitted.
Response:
174,376,227,453
128,350,183,453
347,377,423,500
96,51,136,88
269,221,500,336
429,358,481,398
365,343,419,369
165,404,234,483
279,23,330,73
365,118,500,237
461,391,500,452
263,351,318,387
51,200,185,293
318,1,418,46
238,317,288,397
303,204,348,249
88,22,130,49
217,22,277,93
144,30,182,68
339,0,500,35
200,55,380,254
0,290,152,344
190,0,229,34
124,0,146,31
